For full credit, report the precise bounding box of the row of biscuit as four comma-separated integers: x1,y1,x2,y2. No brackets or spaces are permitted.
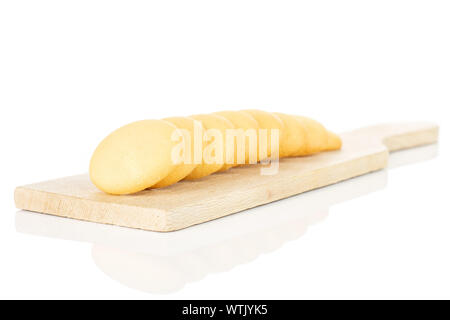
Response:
89,110,342,194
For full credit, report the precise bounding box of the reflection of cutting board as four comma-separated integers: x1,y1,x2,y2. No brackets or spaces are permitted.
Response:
14,122,439,232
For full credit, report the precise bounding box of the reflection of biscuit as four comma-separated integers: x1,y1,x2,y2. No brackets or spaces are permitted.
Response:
214,111,260,165
152,117,202,188
89,120,180,195
241,109,285,159
273,113,307,157
184,114,235,180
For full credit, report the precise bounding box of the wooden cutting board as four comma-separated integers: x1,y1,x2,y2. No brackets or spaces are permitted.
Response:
14,122,439,232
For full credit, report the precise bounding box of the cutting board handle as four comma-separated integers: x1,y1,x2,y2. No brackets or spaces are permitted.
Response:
347,122,439,152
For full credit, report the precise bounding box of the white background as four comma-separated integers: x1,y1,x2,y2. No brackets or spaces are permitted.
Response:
0,1,449,299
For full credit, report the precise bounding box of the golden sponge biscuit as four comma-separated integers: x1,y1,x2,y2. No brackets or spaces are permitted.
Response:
273,113,307,157
89,120,180,195
241,109,284,159
213,111,260,165
184,114,235,180
325,130,342,151
152,117,202,188
292,116,329,155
